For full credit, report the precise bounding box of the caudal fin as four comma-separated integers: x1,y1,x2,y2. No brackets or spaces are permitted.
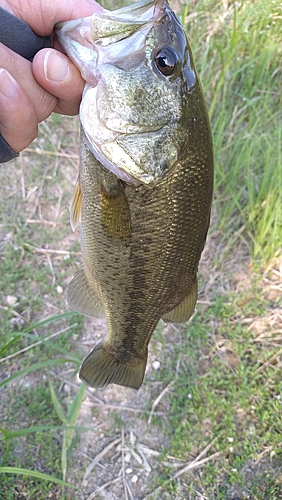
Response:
79,341,147,390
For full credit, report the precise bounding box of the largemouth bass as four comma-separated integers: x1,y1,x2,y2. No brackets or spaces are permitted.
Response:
56,0,214,389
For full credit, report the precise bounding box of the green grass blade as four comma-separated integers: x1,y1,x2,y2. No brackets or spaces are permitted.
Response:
62,383,86,481
0,337,18,356
0,358,78,389
0,466,74,488
20,311,79,333
0,425,95,441
2,331,81,362
48,379,68,424
67,382,86,424
65,382,86,456
62,432,68,481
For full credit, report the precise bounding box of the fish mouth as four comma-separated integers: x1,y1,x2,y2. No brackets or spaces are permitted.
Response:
56,0,167,50
56,0,168,81
90,0,167,71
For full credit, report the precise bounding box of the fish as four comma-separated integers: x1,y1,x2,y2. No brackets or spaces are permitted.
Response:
55,0,214,390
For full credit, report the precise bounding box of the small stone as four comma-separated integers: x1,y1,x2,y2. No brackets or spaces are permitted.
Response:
56,285,63,294
124,452,131,462
6,295,18,306
131,474,138,483
20,380,31,388
130,430,136,446
152,360,161,370
10,317,24,328
126,468,133,474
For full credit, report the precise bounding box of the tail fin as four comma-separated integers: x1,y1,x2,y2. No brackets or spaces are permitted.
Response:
79,341,147,390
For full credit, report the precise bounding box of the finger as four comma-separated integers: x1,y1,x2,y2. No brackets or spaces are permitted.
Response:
32,49,84,115
0,69,38,152
0,43,57,122
11,0,104,36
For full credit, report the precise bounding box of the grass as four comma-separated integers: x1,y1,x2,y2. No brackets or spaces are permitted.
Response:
0,0,281,498
188,0,282,265
150,284,282,498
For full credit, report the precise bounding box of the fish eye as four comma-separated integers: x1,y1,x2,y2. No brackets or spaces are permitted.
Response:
154,47,179,77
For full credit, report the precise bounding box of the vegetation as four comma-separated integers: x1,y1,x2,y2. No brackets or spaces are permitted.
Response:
0,0,281,498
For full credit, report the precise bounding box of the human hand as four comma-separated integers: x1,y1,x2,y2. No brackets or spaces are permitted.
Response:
0,0,102,158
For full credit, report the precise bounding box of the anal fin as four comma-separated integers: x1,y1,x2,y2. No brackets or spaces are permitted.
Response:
67,266,104,318
80,341,147,390
162,279,198,323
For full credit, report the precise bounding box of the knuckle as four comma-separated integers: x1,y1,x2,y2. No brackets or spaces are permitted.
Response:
38,92,57,121
0,43,14,69
0,97,38,152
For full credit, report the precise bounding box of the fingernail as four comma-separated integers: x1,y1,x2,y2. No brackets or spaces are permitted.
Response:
0,69,17,97
44,50,69,82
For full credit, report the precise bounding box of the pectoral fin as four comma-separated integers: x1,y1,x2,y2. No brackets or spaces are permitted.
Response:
100,180,131,245
70,178,82,231
80,341,147,389
67,266,104,318
162,279,198,323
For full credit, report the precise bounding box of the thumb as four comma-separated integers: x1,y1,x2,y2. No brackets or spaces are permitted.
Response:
32,48,85,115
16,0,104,36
